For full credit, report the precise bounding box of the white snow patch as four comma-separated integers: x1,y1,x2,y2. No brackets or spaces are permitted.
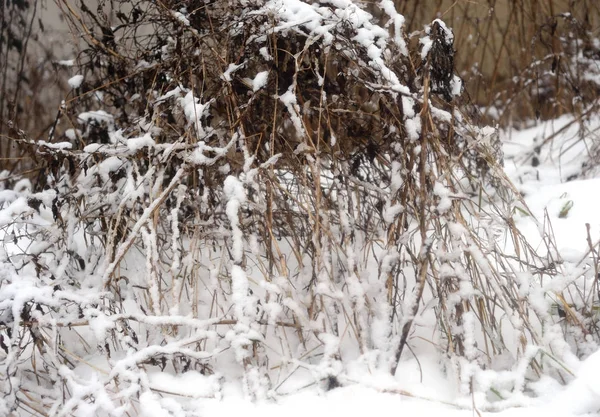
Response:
433,182,452,213
172,11,190,26
224,176,246,263
77,110,114,125
127,132,155,152
57,59,75,66
222,63,245,82
252,71,269,92
65,128,80,140
178,91,212,137
68,74,84,88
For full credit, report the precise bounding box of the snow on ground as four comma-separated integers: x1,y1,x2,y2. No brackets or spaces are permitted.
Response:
198,382,595,417
186,354,600,417
113,352,600,417
504,114,600,256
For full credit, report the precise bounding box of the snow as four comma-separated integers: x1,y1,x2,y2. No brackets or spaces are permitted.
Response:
224,176,246,264
379,0,407,53
280,88,305,136
383,203,404,223
155,86,182,103
553,349,600,414
433,181,452,213
450,75,462,96
57,59,75,66
259,47,272,61
178,91,213,138
172,11,190,26
148,371,222,399
504,114,600,256
68,74,84,88
420,37,433,60
36,140,73,150
432,19,454,43
127,132,155,152
252,71,269,91
405,116,421,141
221,63,244,82
65,128,79,140
77,109,114,125
125,377,597,417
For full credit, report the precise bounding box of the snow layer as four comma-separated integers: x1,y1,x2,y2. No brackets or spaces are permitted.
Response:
68,74,84,88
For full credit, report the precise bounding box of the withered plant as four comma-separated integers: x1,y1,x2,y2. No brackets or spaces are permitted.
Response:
0,0,596,415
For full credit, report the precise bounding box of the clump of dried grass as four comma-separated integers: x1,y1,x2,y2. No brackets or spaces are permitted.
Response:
0,0,596,414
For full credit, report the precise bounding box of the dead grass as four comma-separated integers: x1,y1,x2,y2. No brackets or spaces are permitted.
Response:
395,0,600,125
1,0,599,413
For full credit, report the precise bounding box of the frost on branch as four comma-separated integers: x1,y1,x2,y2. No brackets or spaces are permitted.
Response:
0,0,584,415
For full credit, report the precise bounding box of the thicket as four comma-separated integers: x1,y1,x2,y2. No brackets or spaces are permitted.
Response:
0,0,599,415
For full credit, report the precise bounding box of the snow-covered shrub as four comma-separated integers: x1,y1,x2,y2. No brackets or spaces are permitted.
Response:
0,0,591,415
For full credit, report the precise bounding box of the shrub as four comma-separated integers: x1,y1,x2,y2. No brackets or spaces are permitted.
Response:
0,0,595,415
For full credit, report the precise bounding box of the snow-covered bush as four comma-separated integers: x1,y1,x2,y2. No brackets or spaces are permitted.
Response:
0,0,595,415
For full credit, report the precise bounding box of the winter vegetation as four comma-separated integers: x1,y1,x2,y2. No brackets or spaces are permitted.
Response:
1,0,600,416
